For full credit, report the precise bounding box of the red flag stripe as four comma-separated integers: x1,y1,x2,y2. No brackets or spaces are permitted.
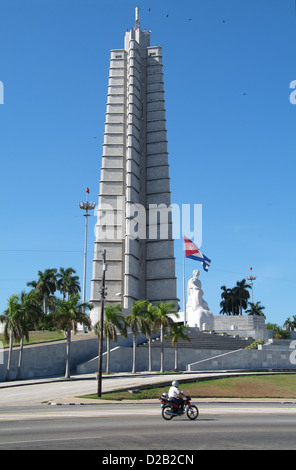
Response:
184,235,200,257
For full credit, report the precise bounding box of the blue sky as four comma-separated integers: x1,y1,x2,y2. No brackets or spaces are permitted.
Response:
0,0,295,327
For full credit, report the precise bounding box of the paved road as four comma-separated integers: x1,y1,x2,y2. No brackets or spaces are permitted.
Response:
0,402,296,450
1,373,296,450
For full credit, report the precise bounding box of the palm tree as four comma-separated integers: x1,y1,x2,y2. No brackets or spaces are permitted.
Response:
27,268,57,315
145,304,159,372
15,291,43,379
56,267,80,300
52,294,92,378
220,285,231,315
220,283,247,316
165,323,190,371
284,316,296,331
246,301,266,317
125,300,149,374
0,294,22,381
234,279,251,315
153,301,179,373
94,304,127,374
228,288,239,315
220,285,238,315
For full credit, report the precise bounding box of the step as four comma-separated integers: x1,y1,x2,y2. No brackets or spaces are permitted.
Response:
138,331,254,350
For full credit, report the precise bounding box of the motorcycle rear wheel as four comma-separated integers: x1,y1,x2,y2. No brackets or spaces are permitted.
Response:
186,405,199,420
162,405,174,420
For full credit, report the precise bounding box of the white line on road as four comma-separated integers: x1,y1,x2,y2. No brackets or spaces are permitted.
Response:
0,405,296,422
0,436,103,446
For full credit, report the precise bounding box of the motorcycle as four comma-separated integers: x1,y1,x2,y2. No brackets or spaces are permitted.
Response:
159,392,199,420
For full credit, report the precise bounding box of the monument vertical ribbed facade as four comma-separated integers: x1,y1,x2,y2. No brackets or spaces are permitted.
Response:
90,9,178,324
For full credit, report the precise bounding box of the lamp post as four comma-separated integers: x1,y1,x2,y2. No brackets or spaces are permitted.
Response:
247,266,256,304
97,249,107,397
79,188,95,307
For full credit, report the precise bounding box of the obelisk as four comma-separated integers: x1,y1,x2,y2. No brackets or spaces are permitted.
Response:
90,8,178,324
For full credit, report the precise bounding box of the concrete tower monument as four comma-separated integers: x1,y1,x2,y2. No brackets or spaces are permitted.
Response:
90,8,178,324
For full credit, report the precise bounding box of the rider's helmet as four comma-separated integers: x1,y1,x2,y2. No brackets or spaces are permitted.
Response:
172,380,179,387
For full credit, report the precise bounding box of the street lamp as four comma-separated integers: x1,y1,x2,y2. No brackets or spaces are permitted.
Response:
97,249,107,397
247,267,256,304
79,188,95,308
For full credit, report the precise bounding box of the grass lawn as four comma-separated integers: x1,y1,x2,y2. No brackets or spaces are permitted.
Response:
0,330,66,347
80,374,296,401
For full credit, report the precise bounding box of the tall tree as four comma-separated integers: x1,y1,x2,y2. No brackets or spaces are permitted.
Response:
56,267,80,301
220,285,231,315
0,294,22,381
234,279,251,315
145,304,159,372
94,304,127,374
246,301,266,317
284,316,296,331
153,301,179,373
15,291,43,379
165,322,190,371
220,280,251,316
125,300,149,374
52,294,92,378
27,269,57,315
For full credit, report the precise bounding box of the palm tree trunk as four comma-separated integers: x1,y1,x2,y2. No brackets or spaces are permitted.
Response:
16,336,24,380
174,345,178,371
43,293,49,315
6,330,13,381
132,334,137,374
160,325,164,373
65,328,71,378
148,336,152,372
106,336,110,374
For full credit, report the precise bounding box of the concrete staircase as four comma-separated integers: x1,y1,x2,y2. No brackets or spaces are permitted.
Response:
138,330,255,351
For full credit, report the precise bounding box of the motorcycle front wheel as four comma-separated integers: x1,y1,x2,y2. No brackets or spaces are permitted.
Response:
162,405,174,420
186,405,199,420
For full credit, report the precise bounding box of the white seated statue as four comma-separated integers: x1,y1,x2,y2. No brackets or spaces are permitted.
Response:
186,269,214,330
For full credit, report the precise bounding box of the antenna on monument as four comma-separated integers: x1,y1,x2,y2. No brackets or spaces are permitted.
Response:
135,6,140,29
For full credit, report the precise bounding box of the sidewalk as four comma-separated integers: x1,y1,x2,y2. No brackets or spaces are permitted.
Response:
0,369,286,389
1,370,296,405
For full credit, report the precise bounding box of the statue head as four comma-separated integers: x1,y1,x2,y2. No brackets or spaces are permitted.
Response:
193,270,200,279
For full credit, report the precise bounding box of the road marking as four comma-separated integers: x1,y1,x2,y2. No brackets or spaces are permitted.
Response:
201,406,296,414
0,405,295,422
0,436,103,446
0,409,160,421
0,427,33,431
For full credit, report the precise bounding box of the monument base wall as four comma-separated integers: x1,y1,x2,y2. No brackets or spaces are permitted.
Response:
187,347,296,372
213,315,265,331
1,328,295,381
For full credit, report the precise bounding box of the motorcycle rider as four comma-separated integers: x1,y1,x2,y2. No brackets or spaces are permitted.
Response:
168,380,185,413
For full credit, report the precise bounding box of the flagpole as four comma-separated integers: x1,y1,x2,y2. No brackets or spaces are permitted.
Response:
183,234,186,325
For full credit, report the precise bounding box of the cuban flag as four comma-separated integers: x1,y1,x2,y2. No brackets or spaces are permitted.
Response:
183,235,211,272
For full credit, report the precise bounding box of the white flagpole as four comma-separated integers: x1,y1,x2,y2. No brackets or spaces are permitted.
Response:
183,234,186,325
